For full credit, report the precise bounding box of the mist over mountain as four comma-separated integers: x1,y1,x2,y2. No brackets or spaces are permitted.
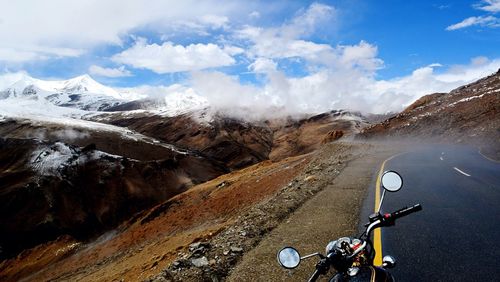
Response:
359,68,500,155
0,68,372,265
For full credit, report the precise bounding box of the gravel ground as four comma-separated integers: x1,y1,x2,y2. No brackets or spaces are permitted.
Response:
147,141,400,281
227,143,397,281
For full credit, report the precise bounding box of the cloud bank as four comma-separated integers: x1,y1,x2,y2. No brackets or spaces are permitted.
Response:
110,56,499,118
1,2,499,119
112,39,238,73
0,0,250,63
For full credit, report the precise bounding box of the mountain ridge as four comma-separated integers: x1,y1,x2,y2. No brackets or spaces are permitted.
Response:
358,68,500,156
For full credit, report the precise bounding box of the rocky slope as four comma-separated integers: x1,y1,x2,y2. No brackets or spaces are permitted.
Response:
0,137,226,259
0,73,369,281
97,109,366,168
359,69,500,156
0,106,365,261
0,142,366,282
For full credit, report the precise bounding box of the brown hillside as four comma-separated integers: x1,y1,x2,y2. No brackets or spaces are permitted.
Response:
359,69,500,155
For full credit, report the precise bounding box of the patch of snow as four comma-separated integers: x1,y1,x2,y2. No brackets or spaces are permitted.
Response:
333,112,363,122
29,142,128,177
91,150,126,160
449,93,487,107
30,142,79,177
1,98,190,155
160,91,209,116
60,74,122,99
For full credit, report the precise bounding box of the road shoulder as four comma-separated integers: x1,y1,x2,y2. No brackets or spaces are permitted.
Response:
227,144,398,281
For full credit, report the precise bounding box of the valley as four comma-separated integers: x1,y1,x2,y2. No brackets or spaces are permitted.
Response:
0,69,499,281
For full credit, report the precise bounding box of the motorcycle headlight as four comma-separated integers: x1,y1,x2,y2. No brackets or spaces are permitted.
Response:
326,240,337,254
326,237,352,254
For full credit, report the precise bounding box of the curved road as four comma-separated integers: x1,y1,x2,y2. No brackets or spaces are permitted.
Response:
362,145,500,281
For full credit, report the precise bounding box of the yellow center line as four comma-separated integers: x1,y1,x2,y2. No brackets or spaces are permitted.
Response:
373,159,386,266
373,152,405,266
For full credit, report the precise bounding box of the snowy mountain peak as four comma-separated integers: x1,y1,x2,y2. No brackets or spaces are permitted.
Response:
0,73,208,115
0,74,127,111
61,74,122,99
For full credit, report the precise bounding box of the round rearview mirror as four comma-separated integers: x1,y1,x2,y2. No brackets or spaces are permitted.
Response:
381,171,403,192
277,247,301,269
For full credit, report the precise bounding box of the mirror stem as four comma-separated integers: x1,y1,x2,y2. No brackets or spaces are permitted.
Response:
300,252,322,260
377,189,386,213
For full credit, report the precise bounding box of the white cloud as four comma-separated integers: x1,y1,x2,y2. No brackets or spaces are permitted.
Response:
0,48,46,63
475,0,500,13
285,2,336,37
427,63,443,68
222,45,245,56
249,11,260,19
470,56,489,66
447,0,500,31
236,3,336,63
249,58,278,73
118,83,190,99
182,56,500,117
0,0,251,63
112,38,236,73
234,3,378,77
200,15,229,29
337,41,383,72
88,65,132,77
0,71,31,89
0,46,84,63
359,57,500,112
446,15,500,30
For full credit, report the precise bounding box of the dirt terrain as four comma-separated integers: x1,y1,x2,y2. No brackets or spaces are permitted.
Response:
99,109,365,166
0,105,367,281
0,144,311,281
0,137,226,260
227,143,399,281
0,140,396,282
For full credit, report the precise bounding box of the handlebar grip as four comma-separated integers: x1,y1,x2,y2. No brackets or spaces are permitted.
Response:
390,204,422,220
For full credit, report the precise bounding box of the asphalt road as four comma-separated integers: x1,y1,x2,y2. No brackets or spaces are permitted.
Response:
361,145,500,281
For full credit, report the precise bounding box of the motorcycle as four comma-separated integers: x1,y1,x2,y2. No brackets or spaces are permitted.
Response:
277,170,422,281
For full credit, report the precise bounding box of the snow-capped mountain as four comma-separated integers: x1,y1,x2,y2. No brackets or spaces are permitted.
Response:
0,74,133,111
106,90,209,116
0,74,210,116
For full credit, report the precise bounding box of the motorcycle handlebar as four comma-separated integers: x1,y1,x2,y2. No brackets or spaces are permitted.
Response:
308,269,321,282
308,204,422,281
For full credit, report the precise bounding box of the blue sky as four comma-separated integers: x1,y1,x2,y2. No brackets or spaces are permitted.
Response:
0,0,499,114
352,1,500,77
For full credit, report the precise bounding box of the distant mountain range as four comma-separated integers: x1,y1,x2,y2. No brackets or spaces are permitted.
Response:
0,74,368,260
359,68,500,155
1,70,499,280
0,73,211,117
